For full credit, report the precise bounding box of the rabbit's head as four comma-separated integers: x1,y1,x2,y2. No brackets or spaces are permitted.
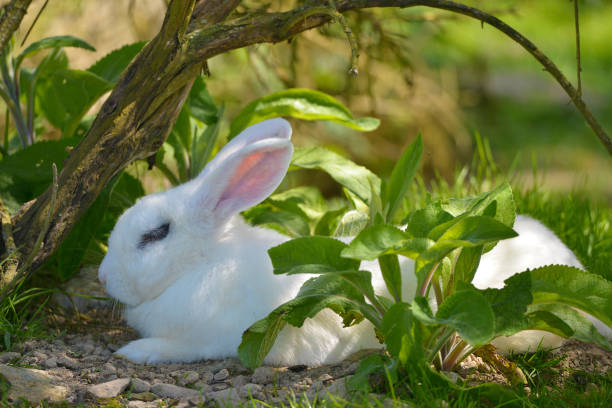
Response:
98,118,293,306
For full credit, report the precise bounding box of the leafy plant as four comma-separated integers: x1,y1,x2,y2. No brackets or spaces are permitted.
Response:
237,135,612,402
0,35,95,151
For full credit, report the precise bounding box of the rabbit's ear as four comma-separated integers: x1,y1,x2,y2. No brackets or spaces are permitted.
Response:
192,118,293,222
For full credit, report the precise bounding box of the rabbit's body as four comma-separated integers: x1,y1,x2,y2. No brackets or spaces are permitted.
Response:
99,118,610,366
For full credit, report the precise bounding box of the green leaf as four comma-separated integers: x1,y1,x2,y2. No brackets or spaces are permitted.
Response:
481,272,532,337
404,202,454,239
36,69,112,138
244,206,310,237
383,134,423,223
342,223,434,262
378,254,402,303
291,147,381,207
527,303,612,351
440,183,516,252
238,273,367,369
347,354,388,392
314,208,348,236
453,246,483,287
269,186,327,222
381,302,424,365
414,289,496,346
238,311,288,370
0,139,76,208
17,35,95,68
166,106,192,182
268,236,360,275
228,88,379,139
529,265,612,330
190,103,223,176
87,41,146,83
188,76,219,125
342,224,411,261
334,209,369,237
420,216,518,264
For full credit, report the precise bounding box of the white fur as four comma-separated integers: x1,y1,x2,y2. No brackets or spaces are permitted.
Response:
99,118,611,365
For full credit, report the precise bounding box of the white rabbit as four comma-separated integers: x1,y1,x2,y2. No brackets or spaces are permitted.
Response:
98,118,610,366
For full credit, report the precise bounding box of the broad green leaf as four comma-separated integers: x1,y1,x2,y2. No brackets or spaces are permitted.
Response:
238,311,288,370
228,88,379,138
453,245,483,286
268,186,327,222
382,302,428,366
0,139,76,210
36,69,112,138
16,35,95,69
243,206,310,237
404,202,454,238
238,274,367,369
314,208,348,236
381,302,414,362
378,254,402,302
481,272,532,337
341,224,411,261
87,41,146,83
441,183,516,252
529,265,612,330
291,147,381,206
414,289,496,346
342,223,433,261
268,236,359,275
527,303,612,351
420,216,518,264
334,209,368,236
383,134,423,223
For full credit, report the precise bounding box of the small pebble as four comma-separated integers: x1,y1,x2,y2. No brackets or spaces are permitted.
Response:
213,368,229,382
150,383,202,400
0,352,21,363
131,377,151,393
87,377,131,399
130,391,158,402
58,355,80,370
212,382,229,391
43,358,58,369
252,367,277,384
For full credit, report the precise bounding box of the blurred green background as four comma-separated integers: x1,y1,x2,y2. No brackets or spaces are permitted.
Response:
17,0,612,200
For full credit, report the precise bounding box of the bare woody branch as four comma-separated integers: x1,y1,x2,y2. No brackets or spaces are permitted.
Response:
6,0,611,284
0,0,33,51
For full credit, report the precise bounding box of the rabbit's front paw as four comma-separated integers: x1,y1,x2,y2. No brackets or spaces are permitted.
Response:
115,338,178,364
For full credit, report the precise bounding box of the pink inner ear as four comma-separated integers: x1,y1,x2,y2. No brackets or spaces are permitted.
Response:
216,149,285,213
227,151,265,189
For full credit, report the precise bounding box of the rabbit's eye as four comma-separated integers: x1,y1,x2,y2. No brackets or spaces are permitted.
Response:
138,222,170,249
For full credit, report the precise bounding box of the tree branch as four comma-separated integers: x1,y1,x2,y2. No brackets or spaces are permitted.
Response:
184,0,612,155
0,0,33,51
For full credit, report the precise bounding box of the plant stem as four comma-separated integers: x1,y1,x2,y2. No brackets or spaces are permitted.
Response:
573,0,582,98
419,261,440,297
442,339,468,371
